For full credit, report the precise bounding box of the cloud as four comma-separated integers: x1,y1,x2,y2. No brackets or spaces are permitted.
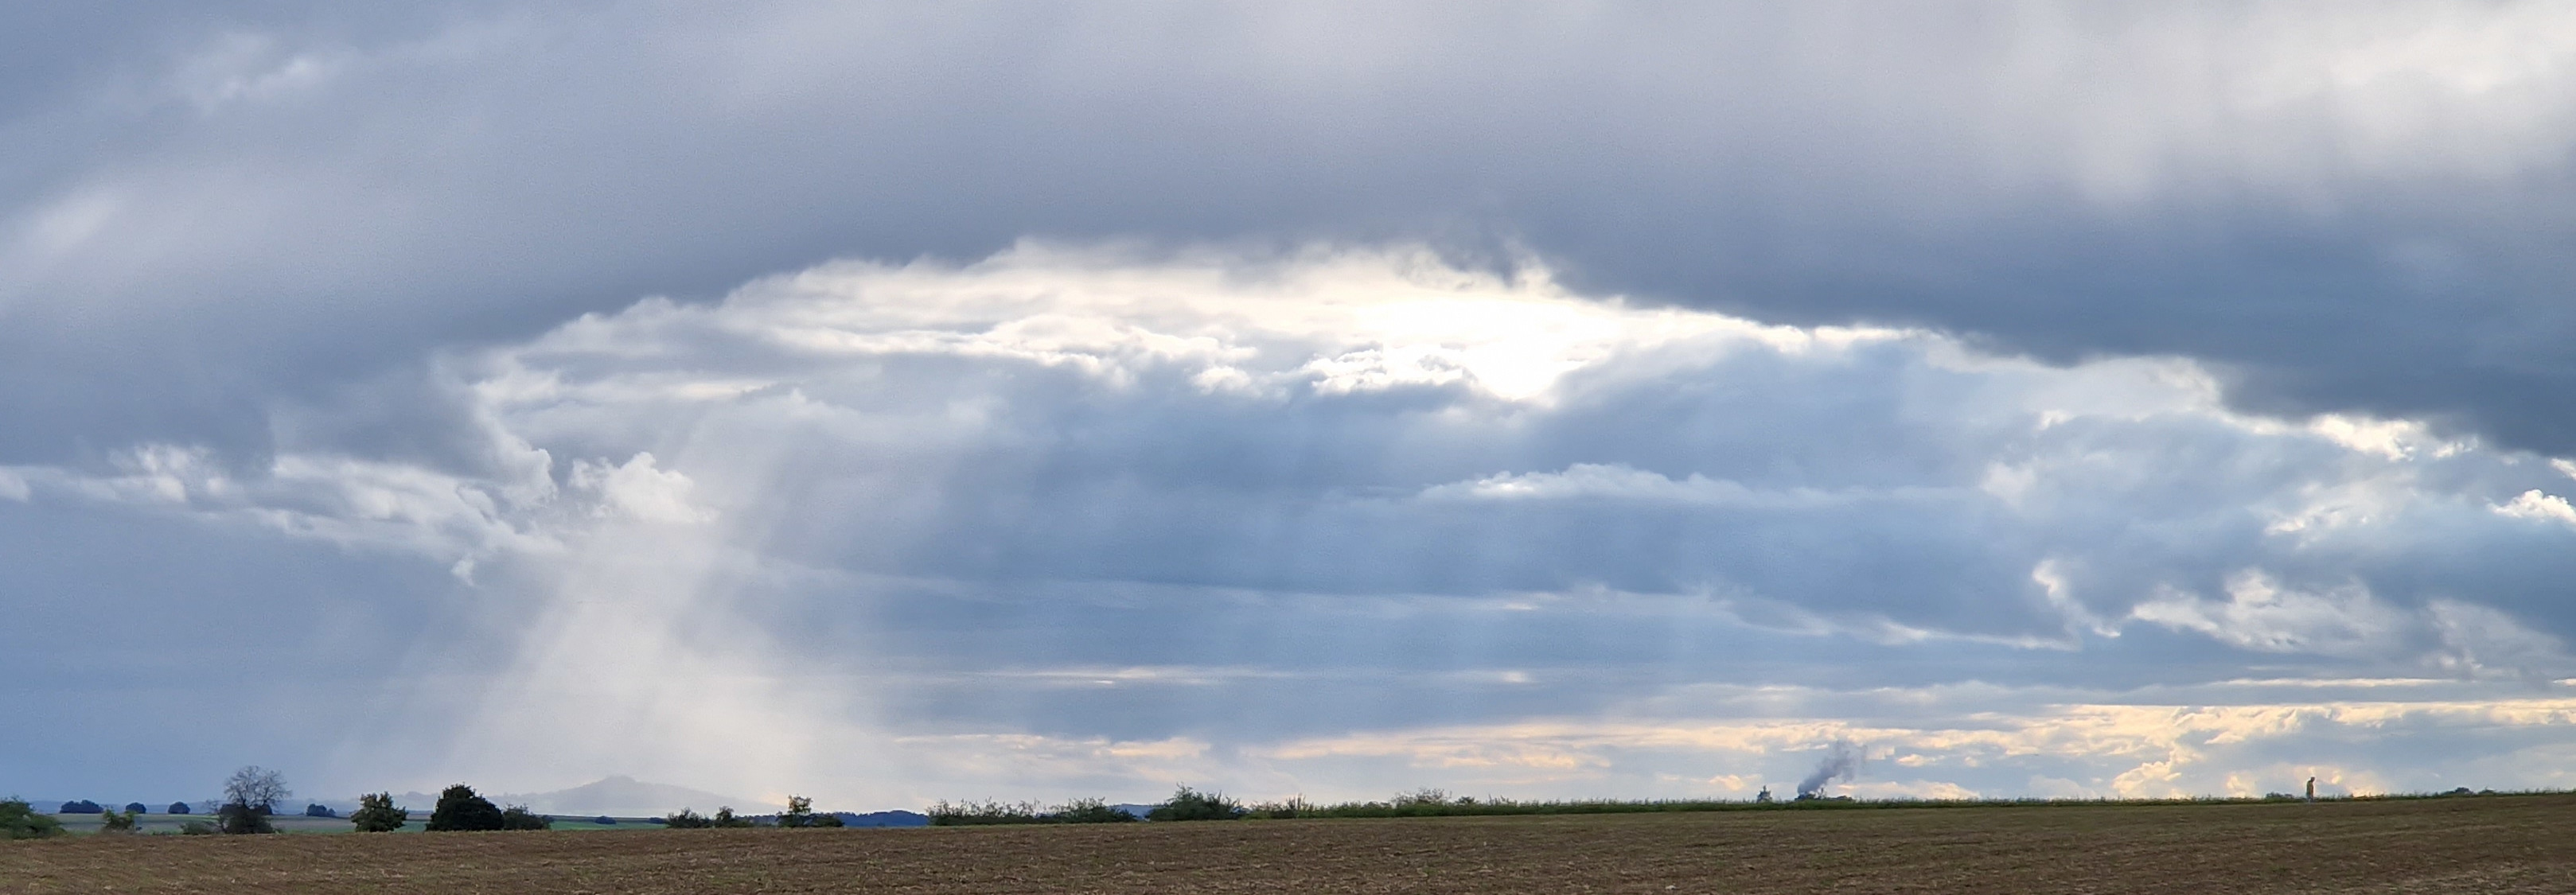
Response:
9,243,2576,804
12,3,2576,802
9,3,2576,470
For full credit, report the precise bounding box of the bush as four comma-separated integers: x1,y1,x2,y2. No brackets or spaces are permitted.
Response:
426,784,505,831
711,807,755,828
1147,786,1244,822
2,798,66,839
167,802,192,815
499,806,552,831
593,815,618,825
663,808,711,829
1249,796,1312,819
304,803,338,818
99,808,138,834
929,797,1140,825
927,800,1042,826
178,820,217,835
123,802,149,815
216,802,275,835
57,800,103,814
350,792,409,833
1049,797,1138,823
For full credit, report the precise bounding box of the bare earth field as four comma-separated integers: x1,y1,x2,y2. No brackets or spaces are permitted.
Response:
7,795,2574,894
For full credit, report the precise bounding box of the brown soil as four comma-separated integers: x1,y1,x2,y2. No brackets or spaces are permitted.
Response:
7,796,2574,893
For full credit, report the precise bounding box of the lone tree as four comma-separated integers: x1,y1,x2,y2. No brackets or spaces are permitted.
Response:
123,802,148,815
168,802,192,815
219,766,290,835
349,792,408,832
426,784,505,831
775,796,843,828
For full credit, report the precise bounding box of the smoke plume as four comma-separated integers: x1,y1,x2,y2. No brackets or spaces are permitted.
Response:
1796,740,1864,798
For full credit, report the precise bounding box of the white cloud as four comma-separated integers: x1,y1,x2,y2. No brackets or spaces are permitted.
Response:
569,453,714,523
2495,488,2576,526
2130,572,2411,658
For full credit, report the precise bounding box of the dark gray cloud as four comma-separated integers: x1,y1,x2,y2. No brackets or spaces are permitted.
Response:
7,3,2575,464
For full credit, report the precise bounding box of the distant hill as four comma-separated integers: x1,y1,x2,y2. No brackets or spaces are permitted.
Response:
831,810,929,827
388,776,774,817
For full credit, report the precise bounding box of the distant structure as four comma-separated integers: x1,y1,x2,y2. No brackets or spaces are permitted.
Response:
1755,786,1773,804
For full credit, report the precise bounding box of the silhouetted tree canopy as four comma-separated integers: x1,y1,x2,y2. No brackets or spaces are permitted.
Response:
426,784,504,831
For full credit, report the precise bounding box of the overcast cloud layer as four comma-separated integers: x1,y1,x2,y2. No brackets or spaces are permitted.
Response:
10,2,2576,808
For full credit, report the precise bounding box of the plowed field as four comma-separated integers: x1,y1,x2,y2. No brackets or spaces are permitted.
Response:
7,795,2574,893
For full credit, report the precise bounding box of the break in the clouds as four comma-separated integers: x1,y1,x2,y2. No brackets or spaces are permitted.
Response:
11,244,2576,806
10,2,2576,807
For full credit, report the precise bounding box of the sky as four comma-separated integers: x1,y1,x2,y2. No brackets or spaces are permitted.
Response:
9,2,2576,811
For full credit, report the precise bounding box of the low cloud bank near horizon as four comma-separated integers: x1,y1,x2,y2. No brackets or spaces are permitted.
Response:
10,244,2576,806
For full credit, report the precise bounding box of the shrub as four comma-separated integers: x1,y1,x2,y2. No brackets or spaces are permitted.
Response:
168,802,193,815
927,800,1042,826
426,784,505,831
499,806,552,831
1393,788,1451,807
593,815,618,825
663,808,711,828
929,797,1139,825
1049,797,1137,823
1147,786,1244,822
99,808,138,834
216,802,274,835
1249,796,1312,819
178,820,217,835
2,798,66,839
57,800,103,814
711,807,755,827
349,792,409,833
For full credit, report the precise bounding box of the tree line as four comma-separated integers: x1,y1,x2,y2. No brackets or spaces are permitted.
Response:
2,765,871,839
